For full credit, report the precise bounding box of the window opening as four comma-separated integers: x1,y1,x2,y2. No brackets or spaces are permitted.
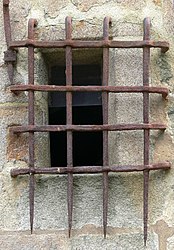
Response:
49,64,103,167
3,0,171,245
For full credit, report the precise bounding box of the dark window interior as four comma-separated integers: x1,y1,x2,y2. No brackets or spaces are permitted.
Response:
49,64,103,167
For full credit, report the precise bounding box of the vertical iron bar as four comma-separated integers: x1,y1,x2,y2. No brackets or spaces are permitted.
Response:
3,0,14,84
28,18,37,234
143,17,151,246
102,17,111,238
65,16,73,237
3,0,11,44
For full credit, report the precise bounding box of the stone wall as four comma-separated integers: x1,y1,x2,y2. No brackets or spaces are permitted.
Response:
1,0,174,249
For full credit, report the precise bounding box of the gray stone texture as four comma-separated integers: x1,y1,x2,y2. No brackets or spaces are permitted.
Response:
0,0,174,249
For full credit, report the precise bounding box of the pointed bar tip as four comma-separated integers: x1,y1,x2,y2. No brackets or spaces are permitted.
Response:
30,223,33,234
104,227,107,239
68,227,71,238
30,208,34,235
144,236,147,247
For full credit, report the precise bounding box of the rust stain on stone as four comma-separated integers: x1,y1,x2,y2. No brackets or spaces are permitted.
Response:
153,0,162,7
7,130,28,162
76,20,85,29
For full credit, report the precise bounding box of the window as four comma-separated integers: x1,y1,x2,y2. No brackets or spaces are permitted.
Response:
49,63,103,167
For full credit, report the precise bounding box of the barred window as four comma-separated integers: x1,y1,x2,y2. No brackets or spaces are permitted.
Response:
3,0,170,246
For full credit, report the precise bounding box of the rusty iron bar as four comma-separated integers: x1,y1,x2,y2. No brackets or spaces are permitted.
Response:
3,0,16,84
9,123,167,133
143,17,150,246
10,162,171,177
9,40,169,52
102,17,111,238
9,85,169,98
3,0,11,48
28,18,37,234
65,17,73,238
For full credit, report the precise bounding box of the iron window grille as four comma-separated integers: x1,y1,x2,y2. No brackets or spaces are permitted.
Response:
3,0,171,246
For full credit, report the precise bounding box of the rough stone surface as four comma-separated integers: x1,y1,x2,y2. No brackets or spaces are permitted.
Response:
0,231,158,250
0,0,174,249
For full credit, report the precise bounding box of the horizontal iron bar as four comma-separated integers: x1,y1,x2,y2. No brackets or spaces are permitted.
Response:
11,162,171,177
9,40,169,52
10,85,168,97
9,123,167,133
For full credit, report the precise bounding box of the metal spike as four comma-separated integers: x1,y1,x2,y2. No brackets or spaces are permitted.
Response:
65,16,73,238
29,174,35,233
143,17,151,246
102,17,111,238
28,18,37,234
68,174,73,238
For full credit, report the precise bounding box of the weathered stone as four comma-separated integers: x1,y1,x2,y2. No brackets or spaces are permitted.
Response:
0,230,158,250
71,0,110,12
153,220,174,250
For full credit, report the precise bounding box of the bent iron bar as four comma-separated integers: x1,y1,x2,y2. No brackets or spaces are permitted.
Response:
9,40,169,52
11,162,171,177
3,0,16,84
9,123,167,133
5,12,170,244
9,85,169,99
